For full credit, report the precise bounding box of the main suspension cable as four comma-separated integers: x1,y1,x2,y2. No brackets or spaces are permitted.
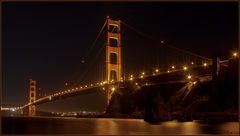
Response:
121,20,211,61
84,20,107,60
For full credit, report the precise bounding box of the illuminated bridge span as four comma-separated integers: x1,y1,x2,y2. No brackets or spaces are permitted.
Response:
21,65,212,111
16,16,237,116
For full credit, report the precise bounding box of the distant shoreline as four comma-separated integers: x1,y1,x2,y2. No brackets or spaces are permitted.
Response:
2,112,238,122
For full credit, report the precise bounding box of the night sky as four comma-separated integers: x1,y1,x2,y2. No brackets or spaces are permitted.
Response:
3,2,238,112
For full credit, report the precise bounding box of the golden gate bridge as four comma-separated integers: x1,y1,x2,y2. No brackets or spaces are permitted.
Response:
3,16,238,116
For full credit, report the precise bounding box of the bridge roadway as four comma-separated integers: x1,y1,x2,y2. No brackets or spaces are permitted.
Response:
20,64,213,110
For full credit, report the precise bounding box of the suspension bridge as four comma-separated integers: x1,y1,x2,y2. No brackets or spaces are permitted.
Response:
4,16,237,116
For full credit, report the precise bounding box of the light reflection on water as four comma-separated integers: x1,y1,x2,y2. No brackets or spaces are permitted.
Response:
74,118,239,135
218,122,240,134
3,117,240,134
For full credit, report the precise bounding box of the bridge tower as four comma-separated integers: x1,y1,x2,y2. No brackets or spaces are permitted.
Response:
29,79,36,116
106,16,122,106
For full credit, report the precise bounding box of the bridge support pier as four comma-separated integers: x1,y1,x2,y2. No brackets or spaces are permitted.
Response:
29,79,36,116
212,57,220,95
212,57,220,79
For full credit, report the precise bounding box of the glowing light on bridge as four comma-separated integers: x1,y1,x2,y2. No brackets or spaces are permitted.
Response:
129,75,134,80
233,52,238,57
141,72,145,75
191,62,194,65
135,82,138,86
187,75,192,79
120,77,123,81
140,75,144,78
111,87,116,92
171,66,175,69
91,84,93,86
102,87,105,90
155,69,159,73
203,63,207,67
183,66,188,71
167,70,170,73
85,85,88,88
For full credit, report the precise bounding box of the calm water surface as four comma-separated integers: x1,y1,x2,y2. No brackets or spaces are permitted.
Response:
2,117,239,134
